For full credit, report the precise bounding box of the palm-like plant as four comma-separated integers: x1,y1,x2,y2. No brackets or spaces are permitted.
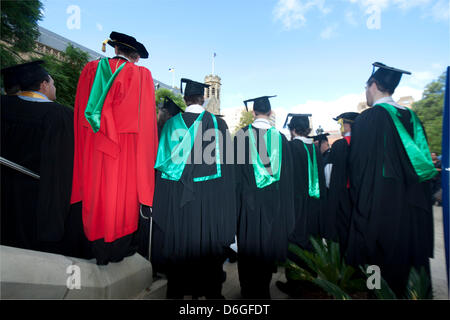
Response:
284,237,366,299
284,236,433,300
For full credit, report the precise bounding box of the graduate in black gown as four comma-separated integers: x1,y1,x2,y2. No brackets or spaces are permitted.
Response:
234,96,295,299
157,96,184,138
137,97,184,263
312,133,331,164
1,61,90,258
152,78,236,299
276,115,327,297
322,112,359,248
347,62,436,297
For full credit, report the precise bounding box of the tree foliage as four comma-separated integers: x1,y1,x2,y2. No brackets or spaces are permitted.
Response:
155,87,186,112
0,0,43,68
235,110,254,133
41,44,90,108
412,72,446,154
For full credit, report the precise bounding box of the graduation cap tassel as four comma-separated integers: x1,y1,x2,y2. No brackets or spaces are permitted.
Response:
101,39,109,53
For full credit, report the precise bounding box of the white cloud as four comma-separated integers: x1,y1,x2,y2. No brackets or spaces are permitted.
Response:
273,0,331,30
320,25,338,39
392,86,424,101
276,92,365,132
348,0,448,22
429,0,450,21
345,10,358,25
96,23,103,31
404,66,444,88
275,86,424,133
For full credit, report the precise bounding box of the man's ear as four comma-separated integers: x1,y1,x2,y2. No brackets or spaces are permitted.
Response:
39,80,48,92
370,81,378,92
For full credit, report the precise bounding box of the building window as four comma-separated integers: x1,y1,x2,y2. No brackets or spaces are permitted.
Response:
212,87,215,97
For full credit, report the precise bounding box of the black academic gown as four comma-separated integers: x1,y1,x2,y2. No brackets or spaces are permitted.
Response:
324,138,352,250
322,148,331,165
234,125,295,298
347,105,434,296
1,95,91,258
151,111,236,298
288,139,327,252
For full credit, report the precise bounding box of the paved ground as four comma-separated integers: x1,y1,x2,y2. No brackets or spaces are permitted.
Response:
137,206,449,300
430,206,448,299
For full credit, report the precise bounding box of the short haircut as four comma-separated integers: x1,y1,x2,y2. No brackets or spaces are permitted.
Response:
367,77,394,95
254,110,271,116
184,94,204,106
20,70,50,92
116,44,140,60
288,116,311,137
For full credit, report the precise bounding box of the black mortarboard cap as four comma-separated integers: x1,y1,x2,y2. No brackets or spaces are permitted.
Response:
1,60,46,93
104,31,149,59
368,62,411,93
311,133,330,142
333,112,359,123
283,113,312,129
180,78,209,97
160,97,184,116
243,95,276,113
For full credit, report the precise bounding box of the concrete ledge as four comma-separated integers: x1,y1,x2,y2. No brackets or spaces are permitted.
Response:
0,245,152,299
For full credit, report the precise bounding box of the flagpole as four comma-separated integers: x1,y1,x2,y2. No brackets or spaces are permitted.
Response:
212,53,215,75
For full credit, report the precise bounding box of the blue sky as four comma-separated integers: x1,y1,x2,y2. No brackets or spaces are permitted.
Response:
39,0,449,131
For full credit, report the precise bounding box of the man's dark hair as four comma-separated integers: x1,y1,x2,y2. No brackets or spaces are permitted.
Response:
288,116,311,137
367,77,394,95
20,69,50,91
254,110,271,117
116,44,140,60
184,94,204,106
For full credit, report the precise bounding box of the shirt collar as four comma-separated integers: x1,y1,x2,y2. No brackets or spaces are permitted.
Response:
373,96,406,110
17,90,52,103
252,118,272,129
293,136,314,144
185,104,205,114
344,132,351,137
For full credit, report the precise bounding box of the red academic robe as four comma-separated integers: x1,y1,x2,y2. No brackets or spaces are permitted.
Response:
71,58,158,243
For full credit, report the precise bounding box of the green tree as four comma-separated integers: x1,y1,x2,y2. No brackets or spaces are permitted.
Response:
235,110,254,133
412,72,446,154
0,0,43,68
155,87,186,112
41,44,90,108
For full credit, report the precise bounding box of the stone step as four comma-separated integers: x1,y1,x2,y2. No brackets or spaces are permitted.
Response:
0,245,153,299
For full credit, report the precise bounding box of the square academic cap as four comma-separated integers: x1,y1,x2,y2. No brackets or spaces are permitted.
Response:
1,60,45,93
103,31,149,59
180,78,209,97
368,62,411,93
243,95,276,113
333,112,359,123
283,113,312,129
310,133,330,142
160,96,184,116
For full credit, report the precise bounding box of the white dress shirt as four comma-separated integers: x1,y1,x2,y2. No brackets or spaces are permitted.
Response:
252,118,272,129
185,104,205,114
373,96,406,110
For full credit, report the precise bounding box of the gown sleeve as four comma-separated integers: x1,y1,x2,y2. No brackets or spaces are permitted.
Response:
136,67,158,206
36,106,75,242
71,61,98,204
